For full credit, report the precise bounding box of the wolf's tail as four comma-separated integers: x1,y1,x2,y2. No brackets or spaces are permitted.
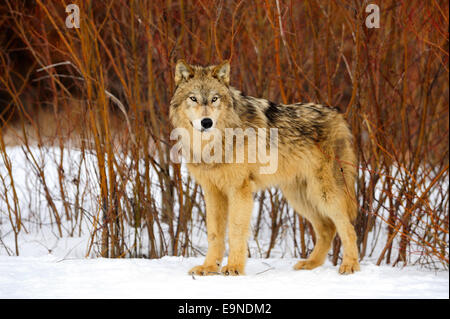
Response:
332,121,358,222
344,168,358,222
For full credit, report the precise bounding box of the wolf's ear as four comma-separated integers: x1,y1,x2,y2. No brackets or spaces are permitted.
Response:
175,60,194,85
212,60,230,85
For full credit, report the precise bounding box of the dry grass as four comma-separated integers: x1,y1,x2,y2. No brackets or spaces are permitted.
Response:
0,0,448,268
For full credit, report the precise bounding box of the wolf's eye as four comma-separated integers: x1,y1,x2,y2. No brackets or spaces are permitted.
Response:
189,96,197,102
211,96,218,103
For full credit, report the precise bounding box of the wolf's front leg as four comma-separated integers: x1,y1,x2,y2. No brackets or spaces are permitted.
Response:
221,183,253,276
189,184,228,276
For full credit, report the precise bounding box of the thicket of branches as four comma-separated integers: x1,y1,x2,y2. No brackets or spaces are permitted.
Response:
0,0,448,269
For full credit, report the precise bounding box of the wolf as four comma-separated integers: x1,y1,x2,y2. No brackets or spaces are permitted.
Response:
169,60,360,275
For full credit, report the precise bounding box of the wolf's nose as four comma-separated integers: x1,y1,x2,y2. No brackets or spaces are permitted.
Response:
201,118,213,129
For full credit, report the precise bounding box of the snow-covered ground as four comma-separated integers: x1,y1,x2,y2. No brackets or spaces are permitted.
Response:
1,254,448,299
0,146,448,299
0,223,445,299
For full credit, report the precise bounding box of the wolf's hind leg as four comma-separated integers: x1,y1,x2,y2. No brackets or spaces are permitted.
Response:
317,197,360,274
294,215,336,270
281,181,335,270
328,210,360,274
304,167,360,274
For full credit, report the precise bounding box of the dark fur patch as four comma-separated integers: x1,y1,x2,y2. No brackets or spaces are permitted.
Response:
264,101,279,123
244,103,258,120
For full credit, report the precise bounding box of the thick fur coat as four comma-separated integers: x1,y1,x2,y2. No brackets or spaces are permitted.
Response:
169,60,360,275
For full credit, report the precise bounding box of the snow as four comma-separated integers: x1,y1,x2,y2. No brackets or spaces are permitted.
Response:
0,255,447,299
1,146,448,299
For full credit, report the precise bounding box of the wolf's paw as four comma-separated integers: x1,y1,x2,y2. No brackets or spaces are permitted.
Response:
189,264,220,276
338,259,360,274
293,259,322,270
221,264,245,276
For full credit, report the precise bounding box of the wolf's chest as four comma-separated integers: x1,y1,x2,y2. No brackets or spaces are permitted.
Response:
187,163,252,190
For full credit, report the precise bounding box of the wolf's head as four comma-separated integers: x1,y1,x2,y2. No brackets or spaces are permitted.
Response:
170,60,234,132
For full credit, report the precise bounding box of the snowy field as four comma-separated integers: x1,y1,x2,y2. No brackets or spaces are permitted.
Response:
0,146,448,299
0,223,447,299
0,254,448,299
